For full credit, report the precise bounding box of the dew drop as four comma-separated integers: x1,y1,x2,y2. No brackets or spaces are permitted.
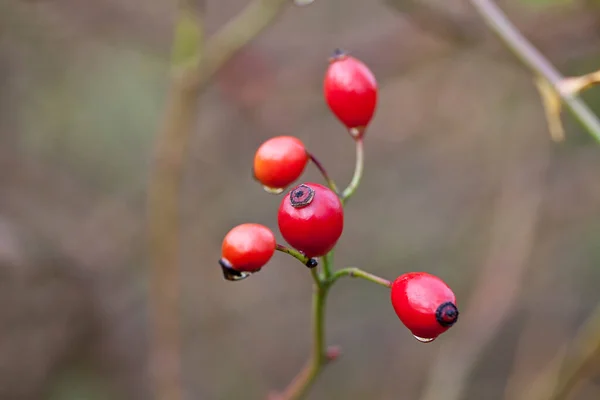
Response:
294,0,314,6
223,270,252,281
220,258,254,282
263,185,285,195
413,335,436,343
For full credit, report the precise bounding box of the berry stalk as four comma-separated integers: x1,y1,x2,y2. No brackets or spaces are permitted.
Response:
329,267,392,288
341,138,364,205
272,282,329,400
307,151,339,194
276,243,318,268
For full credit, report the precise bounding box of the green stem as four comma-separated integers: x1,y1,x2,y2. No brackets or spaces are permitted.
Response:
310,268,322,288
341,138,365,204
320,251,333,280
307,152,339,194
276,243,317,268
468,0,600,141
330,267,392,288
274,283,329,400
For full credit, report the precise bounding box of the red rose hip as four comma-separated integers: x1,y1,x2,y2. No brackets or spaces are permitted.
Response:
253,136,309,192
324,49,377,136
390,272,459,342
219,223,276,281
277,183,344,258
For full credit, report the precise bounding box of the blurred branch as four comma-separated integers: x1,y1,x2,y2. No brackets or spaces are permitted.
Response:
146,1,288,399
537,306,600,400
468,0,600,142
420,119,550,400
384,0,478,43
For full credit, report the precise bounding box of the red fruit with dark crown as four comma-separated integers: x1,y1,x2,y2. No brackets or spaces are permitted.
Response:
220,223,276,279
277,183,344,258
324,49,378,134
390,272,459,341
253,136,309,191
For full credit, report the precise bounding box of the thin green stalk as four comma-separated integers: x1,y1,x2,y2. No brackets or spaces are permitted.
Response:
275,284,329,400
310,268,322,289
341,138,365,204
276,243,317,267
308,152,339,194
468,0,600,141
320,252,334,280
330,267,392,288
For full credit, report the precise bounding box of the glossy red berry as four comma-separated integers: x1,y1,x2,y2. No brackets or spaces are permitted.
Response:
324,49,378,135
219,223,276,281
253,136,309,192
277,183,344,258
390,272,459,342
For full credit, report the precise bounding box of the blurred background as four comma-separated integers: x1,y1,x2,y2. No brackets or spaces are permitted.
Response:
2,0,600,399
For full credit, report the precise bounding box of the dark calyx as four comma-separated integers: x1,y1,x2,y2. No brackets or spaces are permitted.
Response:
436,301,459,327
290,184,315,208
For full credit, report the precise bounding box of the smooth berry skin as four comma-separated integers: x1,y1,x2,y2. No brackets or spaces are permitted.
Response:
324,50,378,132
253,136,309,191
221,223,276,272
278,183,344,258
390,272,458,341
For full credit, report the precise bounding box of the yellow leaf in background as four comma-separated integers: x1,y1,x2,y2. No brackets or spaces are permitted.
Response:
171,11,203,67
534,76,565,142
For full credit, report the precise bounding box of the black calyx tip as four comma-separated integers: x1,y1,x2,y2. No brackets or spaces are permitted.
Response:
436,302,459,327
219,258,254,282
290,184,314,208
305,258,318,268
331,48,347,59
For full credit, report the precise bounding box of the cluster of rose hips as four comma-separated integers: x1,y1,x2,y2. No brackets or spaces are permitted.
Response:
219,49,458,343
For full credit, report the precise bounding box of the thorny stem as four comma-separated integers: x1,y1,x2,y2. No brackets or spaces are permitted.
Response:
341,138,365,204
307,152,339,194
330,267,392,288
468,0,600,142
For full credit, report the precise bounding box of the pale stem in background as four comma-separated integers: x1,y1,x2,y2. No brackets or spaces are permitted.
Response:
147,1,289,399
466,1,600,399
468,0,600,141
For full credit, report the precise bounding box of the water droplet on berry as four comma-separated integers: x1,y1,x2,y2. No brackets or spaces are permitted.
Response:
263,185,285,195
294,0,314,6
413,335,436,343
220,258,254,281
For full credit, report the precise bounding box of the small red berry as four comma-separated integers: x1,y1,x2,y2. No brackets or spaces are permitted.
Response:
324,49,378,135
219,223,276,281
277,183,344,258
253,136,309,192
390,272,459,342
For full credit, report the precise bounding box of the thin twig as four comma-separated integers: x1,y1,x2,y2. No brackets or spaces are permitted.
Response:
276,243,318,268
307,152,339,194
469,0,600,142
340,138,364,205
273,284,330,400
147,1,289,399
330,267,392,288
548,307,600,400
